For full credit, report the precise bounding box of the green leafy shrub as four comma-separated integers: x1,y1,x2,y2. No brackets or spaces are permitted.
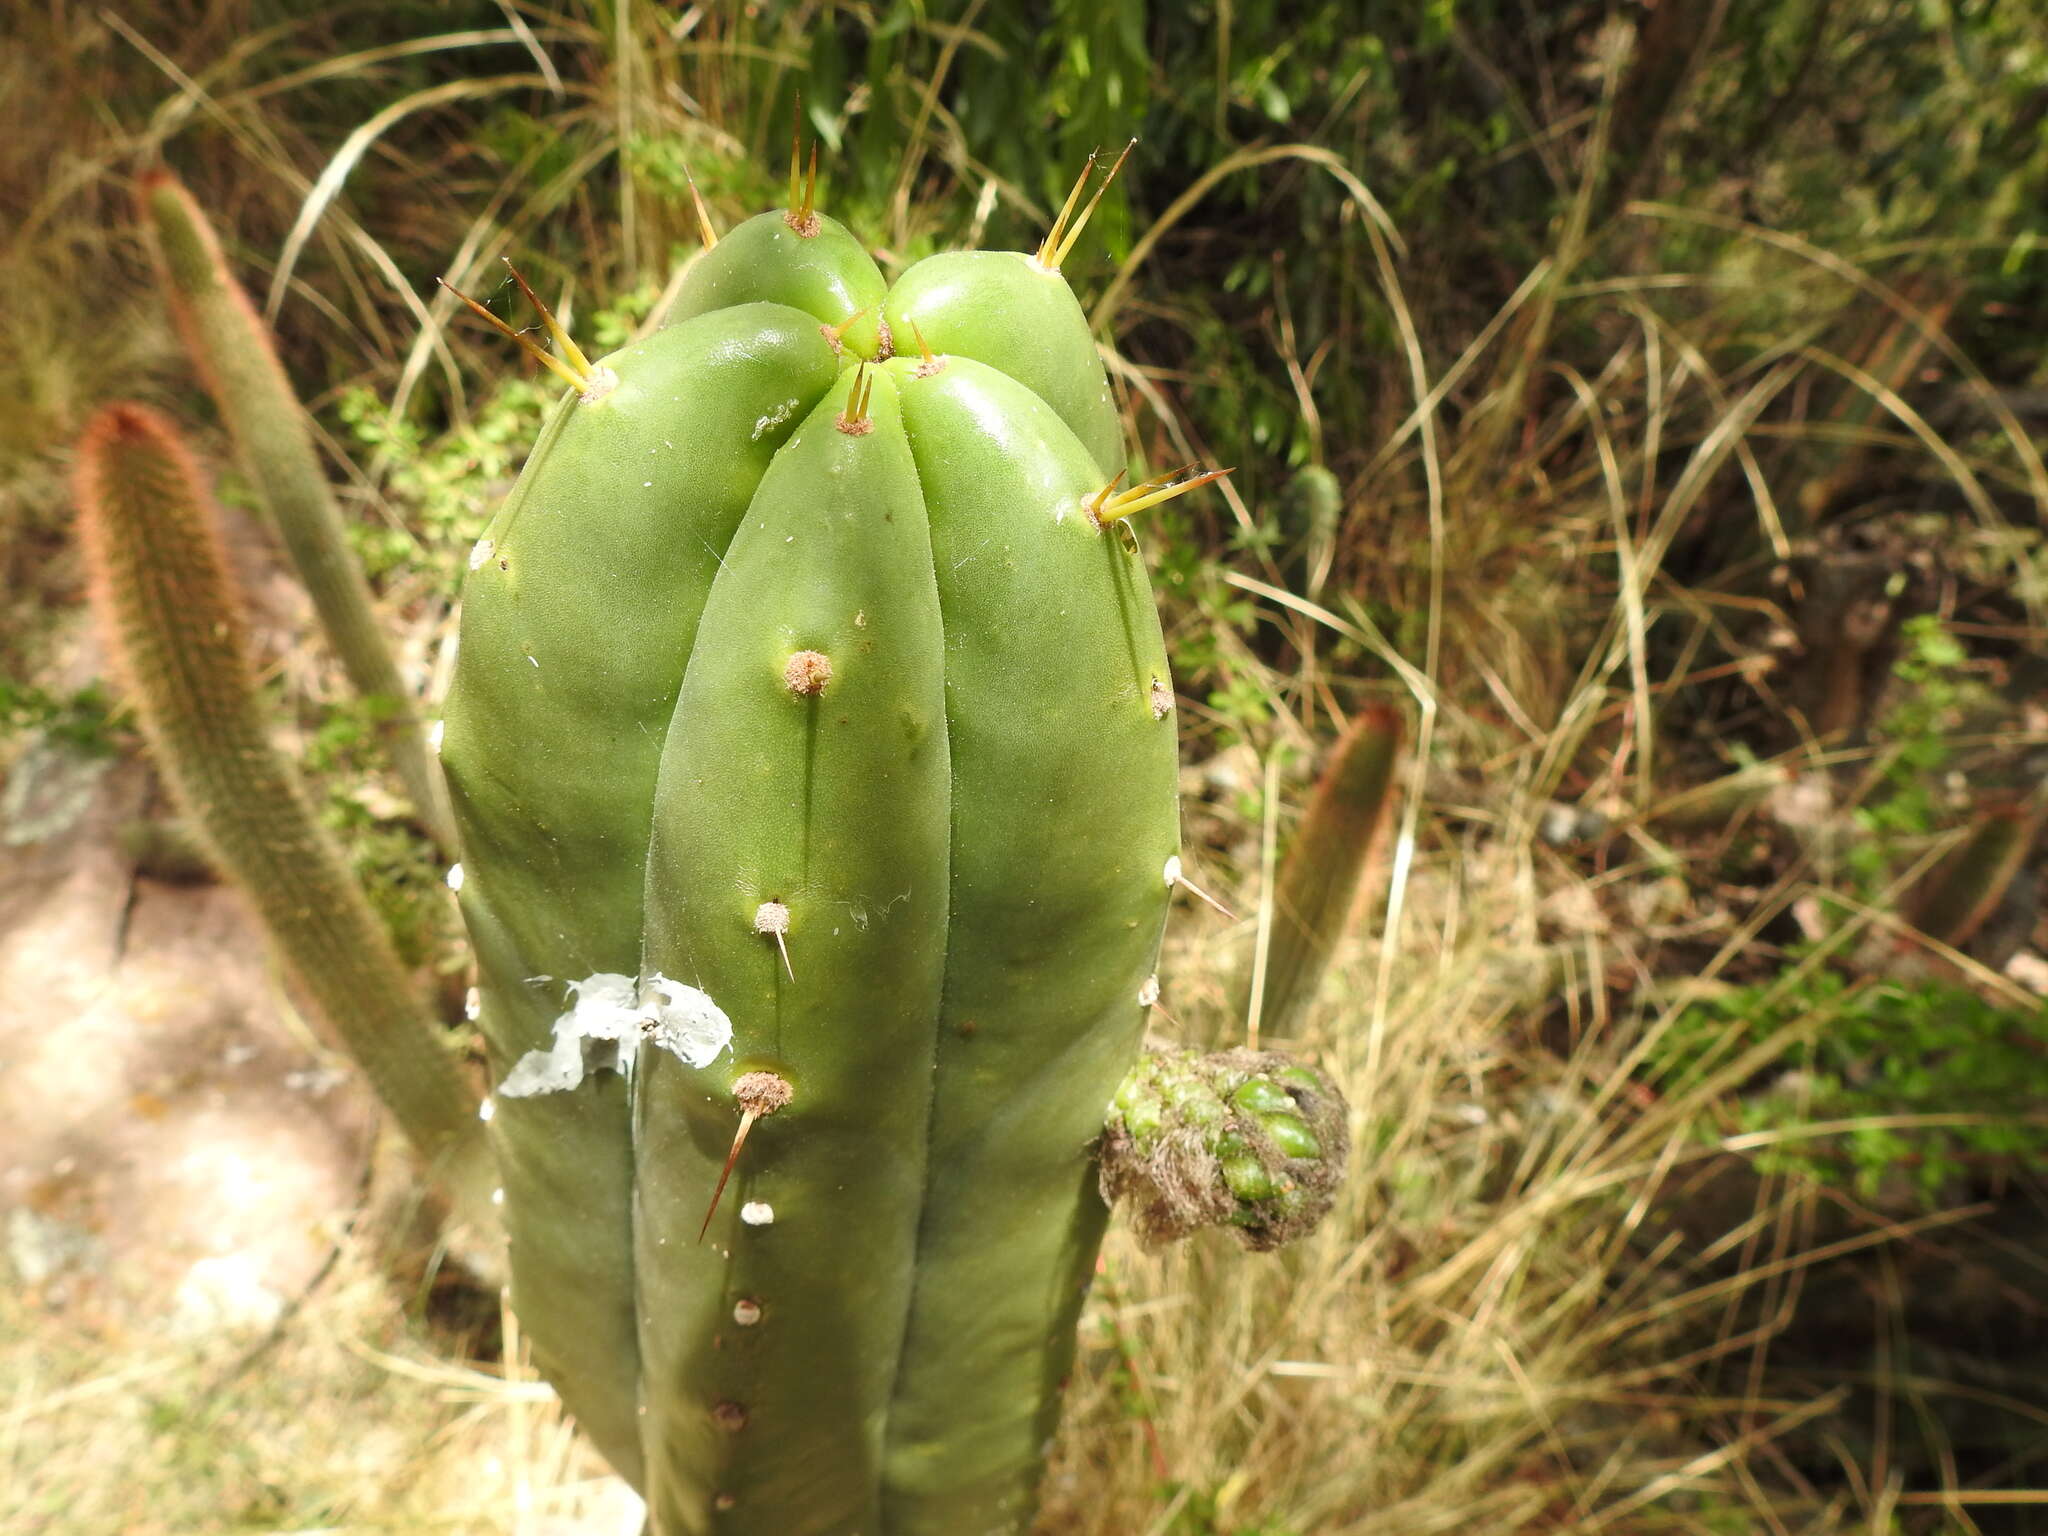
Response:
1658,967,2048,1201
1654,616,2043,1202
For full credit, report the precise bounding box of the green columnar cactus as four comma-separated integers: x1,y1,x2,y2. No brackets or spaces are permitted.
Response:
441,160,1248,1533
72,404,494,1233
138,170,456,850
1252,704,1404,1038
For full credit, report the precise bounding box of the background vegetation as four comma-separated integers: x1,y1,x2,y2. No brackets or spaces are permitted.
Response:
4,1,2047,1531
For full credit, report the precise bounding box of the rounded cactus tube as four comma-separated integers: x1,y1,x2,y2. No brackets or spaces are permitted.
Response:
664,210,890,361
443,302,844,1484
444,183,1186,1534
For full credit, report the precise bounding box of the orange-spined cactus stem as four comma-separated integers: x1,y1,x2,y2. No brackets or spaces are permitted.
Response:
73,403,492,1229
1254,705,1405,1038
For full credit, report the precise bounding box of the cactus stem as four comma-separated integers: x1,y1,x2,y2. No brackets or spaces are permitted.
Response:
785,96,822,236
1036,138,1136,271
754,899,796,981
438,274,588,393
820,305,872,354
683,160,719,249
1086,464,1231,529
700,1071,795,1241
837,363,876,434
1166,855,1238,921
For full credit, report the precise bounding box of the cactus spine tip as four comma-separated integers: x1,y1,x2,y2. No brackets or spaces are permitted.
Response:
785,96,822,236
1035,138,1137,272
836,364,877,434
820,305,871,354
753,900,795,980
1086,464,1232,530
906,319,945,377
1166,853,1238,920
439,265,609,400
683,159,719,250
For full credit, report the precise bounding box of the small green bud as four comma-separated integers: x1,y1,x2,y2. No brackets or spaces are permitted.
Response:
1262,1113,1322,1160
1230,1079,1296,1118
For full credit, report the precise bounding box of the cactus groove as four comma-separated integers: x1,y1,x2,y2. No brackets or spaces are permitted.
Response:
443,182,1195,1534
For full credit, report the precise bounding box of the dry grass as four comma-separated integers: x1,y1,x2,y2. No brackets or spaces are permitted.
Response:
1,874,2012,1535
0,1232,634,1534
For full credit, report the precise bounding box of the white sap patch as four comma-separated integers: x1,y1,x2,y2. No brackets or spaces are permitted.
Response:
468,538,494,571
1137,975,1160,1008
739,1202,775,1227
497,972,733,1098
750,398,799,441
641,975,735,1067
1163,855,1182,888
429,719,445,753
445,863,465,892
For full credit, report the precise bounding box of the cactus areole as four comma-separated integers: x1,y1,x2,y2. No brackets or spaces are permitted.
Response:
441,164,1201,1535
